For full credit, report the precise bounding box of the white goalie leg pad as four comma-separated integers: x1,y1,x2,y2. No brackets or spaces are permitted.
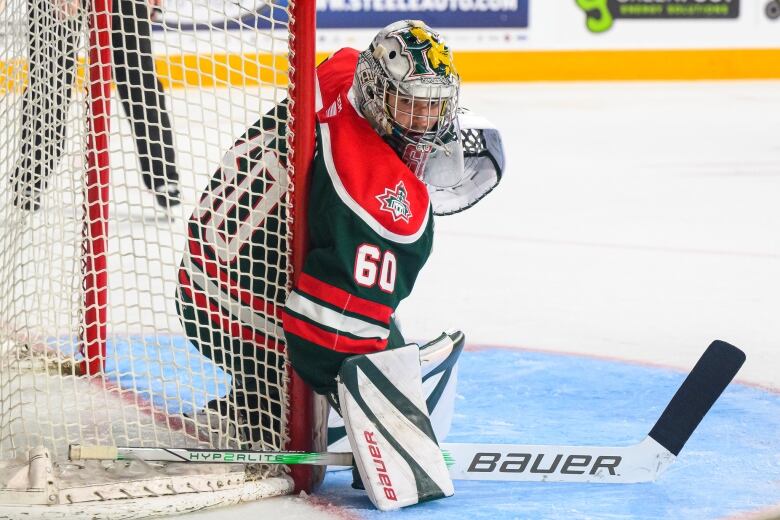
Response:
418,330,464,443
337,344,454,511
328,330,465,453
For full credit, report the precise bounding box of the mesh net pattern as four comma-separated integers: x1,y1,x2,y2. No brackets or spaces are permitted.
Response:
0,0,304,487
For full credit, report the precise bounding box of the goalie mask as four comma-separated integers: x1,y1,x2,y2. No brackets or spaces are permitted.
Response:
352,20,460,177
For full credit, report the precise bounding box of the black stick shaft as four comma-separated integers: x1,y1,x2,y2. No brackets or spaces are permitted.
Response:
648,340,746,456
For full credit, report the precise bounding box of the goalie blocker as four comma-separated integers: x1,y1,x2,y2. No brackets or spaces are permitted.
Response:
338,344,454,511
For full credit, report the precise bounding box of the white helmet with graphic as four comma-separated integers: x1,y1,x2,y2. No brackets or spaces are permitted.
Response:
352,20,461,176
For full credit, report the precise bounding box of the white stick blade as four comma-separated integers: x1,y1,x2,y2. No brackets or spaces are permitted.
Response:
442,437,675,483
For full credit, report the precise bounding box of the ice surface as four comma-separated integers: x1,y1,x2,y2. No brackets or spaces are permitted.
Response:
78,80,780,519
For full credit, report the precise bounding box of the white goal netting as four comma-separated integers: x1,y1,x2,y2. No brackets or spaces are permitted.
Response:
0,0,318,516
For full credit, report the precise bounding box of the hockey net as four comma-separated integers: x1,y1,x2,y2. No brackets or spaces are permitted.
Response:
0,0,320,517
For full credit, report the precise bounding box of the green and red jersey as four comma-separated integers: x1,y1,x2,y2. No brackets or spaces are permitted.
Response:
177,49,433,394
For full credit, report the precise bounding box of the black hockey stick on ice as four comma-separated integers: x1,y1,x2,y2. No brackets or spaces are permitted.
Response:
445,340,746,482
70,340,745,483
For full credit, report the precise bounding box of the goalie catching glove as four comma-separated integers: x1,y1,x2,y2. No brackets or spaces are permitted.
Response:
423,111,505,216
337,343,456,510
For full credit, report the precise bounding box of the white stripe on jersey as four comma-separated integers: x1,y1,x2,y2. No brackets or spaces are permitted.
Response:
286,291,390,340
182,251,284,342
197,138,288,265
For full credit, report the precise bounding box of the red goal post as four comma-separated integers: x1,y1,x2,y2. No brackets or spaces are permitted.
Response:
283,0,318,494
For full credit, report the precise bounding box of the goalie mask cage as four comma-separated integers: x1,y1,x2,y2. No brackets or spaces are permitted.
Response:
0,0,321,517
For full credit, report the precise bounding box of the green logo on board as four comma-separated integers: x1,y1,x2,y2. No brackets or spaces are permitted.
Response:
575,0,739,33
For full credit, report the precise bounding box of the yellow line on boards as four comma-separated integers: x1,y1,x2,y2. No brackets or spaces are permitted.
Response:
453,49,780,82
155,52,293,89
2,49,780,94
0,53,298,94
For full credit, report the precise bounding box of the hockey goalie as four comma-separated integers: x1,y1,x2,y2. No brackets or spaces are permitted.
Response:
175,19,504,510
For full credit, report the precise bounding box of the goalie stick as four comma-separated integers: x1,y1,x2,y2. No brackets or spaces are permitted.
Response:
70,340,745,483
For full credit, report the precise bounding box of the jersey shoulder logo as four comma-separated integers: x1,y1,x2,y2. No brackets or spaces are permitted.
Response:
376,181,413,223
